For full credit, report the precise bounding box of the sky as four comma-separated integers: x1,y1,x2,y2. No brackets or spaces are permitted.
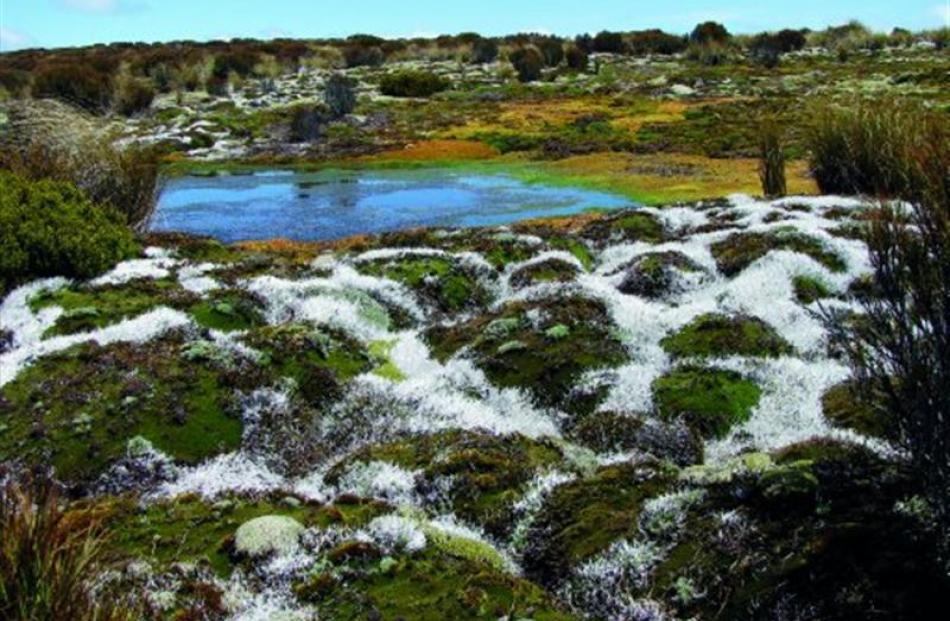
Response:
2,0,949,52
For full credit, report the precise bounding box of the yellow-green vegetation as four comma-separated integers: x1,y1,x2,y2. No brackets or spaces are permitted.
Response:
426,296,628,408
792,274,834,304
189,288,266,332
0,336,247,485
617,251,704,298
711,228,847,276
509,257,581,288
661,313,794,359
368,339,406,381
653,366,762,439
523,461,675,585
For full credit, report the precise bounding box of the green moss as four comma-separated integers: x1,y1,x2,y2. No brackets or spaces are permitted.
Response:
523,461,674,584
653,366,762,439
509,258,580,289
0,337,246,484
426,296,627,408
581,211,666,244
358,255,488,313
821,381,896,439
327,430,564,538
189,289,265,332
368,339,407,382
617,251,703,298
244,322,372,386
301,546,575,620
711,229,846,276
547,236,594,270
661,313,793,359
29,279,194,337
792,274,834,304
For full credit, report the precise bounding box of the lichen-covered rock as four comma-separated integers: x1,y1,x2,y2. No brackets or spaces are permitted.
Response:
234,515,305,558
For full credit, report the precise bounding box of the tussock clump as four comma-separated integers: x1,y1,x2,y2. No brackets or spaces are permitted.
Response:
379,70,449,98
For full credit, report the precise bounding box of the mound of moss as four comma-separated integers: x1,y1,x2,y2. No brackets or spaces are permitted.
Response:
710,229,846,276
661,313,793,359
426,296,627,408
652,366,762,439
357,255,489,312
189,288,265,332
569,410,703,465
29,279,198,338
792,274,834,304
509,257,581,289
580,211,666,245
522,460,675,586
617,251,704,299
0,335,255,488
327,430,565,538
821,381,896,439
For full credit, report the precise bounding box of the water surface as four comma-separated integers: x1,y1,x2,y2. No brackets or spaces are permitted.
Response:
152,168,633,242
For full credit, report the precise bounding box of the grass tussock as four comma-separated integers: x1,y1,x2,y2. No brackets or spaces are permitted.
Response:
806,97,949,200
0,475,134,621
0,99,161,230
758,119,787,198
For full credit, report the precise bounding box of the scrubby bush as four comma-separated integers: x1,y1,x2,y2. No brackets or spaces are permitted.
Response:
509,46,544,82
0,69,30,97
690,21,731,45
686,41,733,66
288,104,326,142
114,75,155,116
758,120,787,198
824,116,949,569
805,97,948,198
343,44,385,67
31,63,113,114
324,72,356,118
628,29,688,55
592,30,625,53
378,70,449,97
537,37,565,67
471,37,499,64
774,28,807,52
565,45,589,71
0,171,139,291
1,99,161,230
211,49,259,79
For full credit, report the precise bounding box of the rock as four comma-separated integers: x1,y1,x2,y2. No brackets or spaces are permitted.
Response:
234,515,305,558
670,84,696,96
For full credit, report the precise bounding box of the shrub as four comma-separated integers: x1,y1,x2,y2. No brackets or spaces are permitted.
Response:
805,98,949,198
686,41,733,66
0,69,30,97
537,37,565,67
31,63,113,114
343,45,385,67
0,476,136,621
824,127,949,569
774,28,807,52
749,34,782,68
592,30,625,53
0,171,138,292
690,21,731,45
628,29,688,55
324,72,356,118
509,46,544,82
114,75,155,116
759,120,787,198
288,104,327,142
211,49,259,79
565,45,589,71
471,37,499,64
1,99,161,230
378,70,449,98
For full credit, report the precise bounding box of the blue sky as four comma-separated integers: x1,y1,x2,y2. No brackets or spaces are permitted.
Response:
2,0,949,52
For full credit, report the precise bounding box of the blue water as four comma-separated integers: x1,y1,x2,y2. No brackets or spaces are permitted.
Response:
152,168,634,242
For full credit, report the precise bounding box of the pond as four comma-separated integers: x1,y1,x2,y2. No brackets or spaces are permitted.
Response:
151,168,634,242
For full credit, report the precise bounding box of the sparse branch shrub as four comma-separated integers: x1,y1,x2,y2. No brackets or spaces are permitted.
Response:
288,104,327,142
324,72,356,118
343,45,385,68
509,46,544,82
758,120,787,198
114,75,155,116
686,41,733,66
537,37,565,67
1,99,162,230
690,21,731,45
565,45,589,71
471,37,499,64
378,70,449,98
211,49,259,79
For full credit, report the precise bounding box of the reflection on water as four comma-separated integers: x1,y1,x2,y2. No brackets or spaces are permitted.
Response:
152,168,634,242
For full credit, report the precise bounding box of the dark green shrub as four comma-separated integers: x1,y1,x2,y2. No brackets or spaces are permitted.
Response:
749,34,782,68
690,21,731,44
686,41,733,66
592,31,625,53
775,28,807,52
0,69,30,97
759,120,787,198
31,63,113,114
114,76,155,116
324,73,356,118
378,70,449,98
206,74,229,96
0,171,139,291
509,46,544,82
471,37,499,64
565,45,589,71
288,104,327,142
628,29,688,55
211,49,259,79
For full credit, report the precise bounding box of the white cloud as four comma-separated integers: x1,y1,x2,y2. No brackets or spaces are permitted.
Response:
56,0,147,13
0,26,33,51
